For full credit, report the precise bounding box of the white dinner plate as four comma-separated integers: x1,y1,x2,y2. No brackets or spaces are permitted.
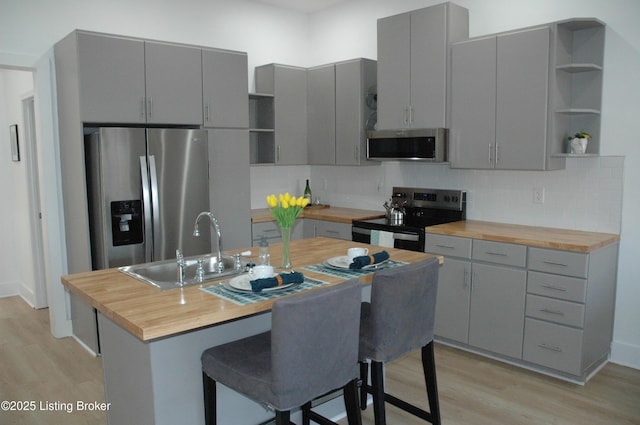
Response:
324,255,389,270
226,273,295,293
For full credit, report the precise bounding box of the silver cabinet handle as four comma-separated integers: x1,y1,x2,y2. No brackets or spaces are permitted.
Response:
495,143,500,164
540,308,565,316
485,251,507,256
276,145,280,163
488,143,493,164
204,102,210,122
140,97,146,120
435,244,455,249
543,260,568,267
540,284,567,292
537,343,562,353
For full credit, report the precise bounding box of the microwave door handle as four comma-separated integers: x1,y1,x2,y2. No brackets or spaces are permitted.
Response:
140,156,153,263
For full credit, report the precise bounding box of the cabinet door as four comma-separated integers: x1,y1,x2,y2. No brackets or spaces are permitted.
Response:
208,129,251,250
202,48,249,128
450,36,497,169
77,32,146,123
377,12,411,130
336,59,370,165
469,263,526,359
434,258,471,343
307,64,336,165
274,66,307,165
144,41,203,125
410,4,447,128
495,27,549,170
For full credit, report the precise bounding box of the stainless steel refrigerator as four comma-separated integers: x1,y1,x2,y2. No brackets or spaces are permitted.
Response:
84,127,212,269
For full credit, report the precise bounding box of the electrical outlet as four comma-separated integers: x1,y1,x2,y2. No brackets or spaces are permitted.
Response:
533,187,545,204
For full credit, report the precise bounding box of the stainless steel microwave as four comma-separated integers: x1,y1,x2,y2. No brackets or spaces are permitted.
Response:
366,128,448,162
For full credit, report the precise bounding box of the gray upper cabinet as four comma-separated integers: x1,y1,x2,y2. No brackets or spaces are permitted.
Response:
307,59,377,166
335,59,377,165
450,26,550,170
256,64,307,165
144,40,203,125
73,30,203,125
307,64,336,165
202,48,249,128
76,31,146,123
377,3,468,130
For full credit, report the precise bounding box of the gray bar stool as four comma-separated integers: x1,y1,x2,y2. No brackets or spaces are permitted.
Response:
359,257,441,425
201,279,363,425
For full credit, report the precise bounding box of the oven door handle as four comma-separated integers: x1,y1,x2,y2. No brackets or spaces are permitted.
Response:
393,233,421,242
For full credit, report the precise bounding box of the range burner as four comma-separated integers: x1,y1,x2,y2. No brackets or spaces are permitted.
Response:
352,187,466,252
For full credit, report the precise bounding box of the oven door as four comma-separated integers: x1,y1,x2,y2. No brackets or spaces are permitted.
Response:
351,226,425,252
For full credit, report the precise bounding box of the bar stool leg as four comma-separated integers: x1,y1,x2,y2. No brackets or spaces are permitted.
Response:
344,379,362,425
370,361,386,425
422,342,441,425
202,372,217,425
275,410,290,425
359,362,369,410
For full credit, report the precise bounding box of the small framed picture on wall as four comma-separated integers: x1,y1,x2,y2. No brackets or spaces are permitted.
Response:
10,124,20,162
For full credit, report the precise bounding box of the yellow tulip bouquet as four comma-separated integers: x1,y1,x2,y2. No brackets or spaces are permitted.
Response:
266,193,310,229
266,193,309,270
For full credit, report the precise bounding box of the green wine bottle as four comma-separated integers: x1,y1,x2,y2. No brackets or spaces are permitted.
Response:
303,179,312,205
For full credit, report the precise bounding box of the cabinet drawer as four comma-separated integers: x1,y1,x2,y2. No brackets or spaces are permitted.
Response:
472,240,526,267
252,221,282,243
523,318,583,376
526,294,584,328
425,234,472,258
528,247,588,278
527,271,586,303
315,220,351,240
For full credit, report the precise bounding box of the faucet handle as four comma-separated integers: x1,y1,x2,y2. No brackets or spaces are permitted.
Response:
176,249,185,264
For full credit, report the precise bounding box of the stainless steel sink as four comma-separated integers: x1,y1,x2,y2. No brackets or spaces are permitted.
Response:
119,254,248,290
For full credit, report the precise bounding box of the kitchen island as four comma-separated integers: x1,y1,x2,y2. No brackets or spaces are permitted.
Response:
62,237,439,425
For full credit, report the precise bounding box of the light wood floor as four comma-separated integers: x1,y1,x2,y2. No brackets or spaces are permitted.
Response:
1,296,639,425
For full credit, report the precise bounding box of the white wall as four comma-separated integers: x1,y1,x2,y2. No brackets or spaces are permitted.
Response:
0,0,637,369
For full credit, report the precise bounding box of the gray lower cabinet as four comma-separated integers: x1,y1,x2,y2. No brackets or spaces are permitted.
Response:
426,233,618,382
251,219,304,245
450,26,550,170
303,218,352,241
522,244,617,378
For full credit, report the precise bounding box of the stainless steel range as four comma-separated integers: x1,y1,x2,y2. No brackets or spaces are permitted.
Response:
352,187,466,252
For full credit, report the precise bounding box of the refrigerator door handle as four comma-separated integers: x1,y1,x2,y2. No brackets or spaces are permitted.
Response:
149,155,161,261
140,156,153,263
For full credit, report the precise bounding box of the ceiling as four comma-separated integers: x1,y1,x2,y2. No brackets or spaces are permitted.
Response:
252,0,350,13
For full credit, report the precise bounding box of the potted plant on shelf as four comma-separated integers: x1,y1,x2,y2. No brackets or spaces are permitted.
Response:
568,131,590,154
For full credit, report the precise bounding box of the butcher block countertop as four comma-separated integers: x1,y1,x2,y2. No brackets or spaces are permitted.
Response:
426,220,619,253
251,206,385,224
61,237,438,342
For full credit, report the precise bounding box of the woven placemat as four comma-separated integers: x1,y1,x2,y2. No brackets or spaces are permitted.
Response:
200,275,330,306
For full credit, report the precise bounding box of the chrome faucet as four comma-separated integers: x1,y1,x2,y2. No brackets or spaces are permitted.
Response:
176,249,186,286
193,211,224,273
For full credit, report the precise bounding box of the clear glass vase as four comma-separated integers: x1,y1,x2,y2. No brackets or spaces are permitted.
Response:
280,226,292,272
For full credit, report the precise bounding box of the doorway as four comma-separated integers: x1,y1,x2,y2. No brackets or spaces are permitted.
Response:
22,94,47,308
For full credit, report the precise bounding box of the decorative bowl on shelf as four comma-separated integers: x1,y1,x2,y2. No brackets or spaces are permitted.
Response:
568,132,590,154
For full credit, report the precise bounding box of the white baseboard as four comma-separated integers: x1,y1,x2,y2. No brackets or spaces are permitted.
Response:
0,280,19,298
610,340,640,370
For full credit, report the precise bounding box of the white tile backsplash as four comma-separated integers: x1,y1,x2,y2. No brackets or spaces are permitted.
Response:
251,156,624,234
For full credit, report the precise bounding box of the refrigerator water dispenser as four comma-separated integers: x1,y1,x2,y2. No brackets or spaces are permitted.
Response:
110,200,143,246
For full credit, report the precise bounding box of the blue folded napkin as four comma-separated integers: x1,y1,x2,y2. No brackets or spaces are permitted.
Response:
349,251,390,269
250,271,304,292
